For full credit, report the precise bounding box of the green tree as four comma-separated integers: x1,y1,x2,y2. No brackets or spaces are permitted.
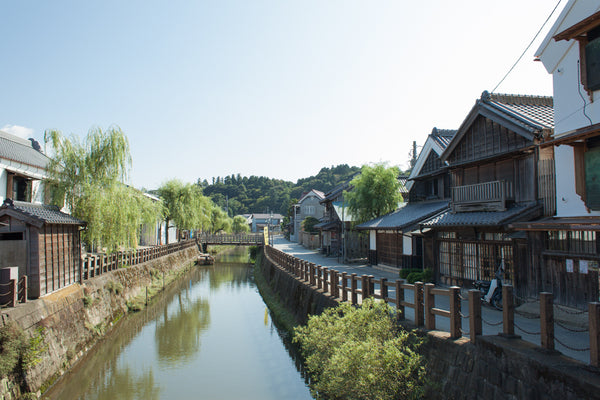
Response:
345,163,402,224
294,299,428,400
157,180,211,241
44,127,164,252
232,215,250,233
302,216,320,234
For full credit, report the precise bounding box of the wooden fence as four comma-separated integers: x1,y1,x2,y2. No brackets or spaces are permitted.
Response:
264,245,600,367
81,239,198,280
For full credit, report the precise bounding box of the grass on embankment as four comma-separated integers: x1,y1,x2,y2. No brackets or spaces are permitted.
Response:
253,249,300,336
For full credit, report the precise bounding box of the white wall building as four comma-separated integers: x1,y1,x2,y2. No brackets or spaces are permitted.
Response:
535,0,600,218
0,130,49,205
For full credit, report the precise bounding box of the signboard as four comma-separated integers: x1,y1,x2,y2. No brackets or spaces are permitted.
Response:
263,226,269,245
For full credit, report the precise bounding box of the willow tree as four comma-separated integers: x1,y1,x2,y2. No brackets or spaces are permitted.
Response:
44,126,164,252
157,180,212,240
345,162,403,224
232,215,250,233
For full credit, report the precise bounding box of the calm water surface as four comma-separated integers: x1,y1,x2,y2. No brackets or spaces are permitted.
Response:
44,248,313,400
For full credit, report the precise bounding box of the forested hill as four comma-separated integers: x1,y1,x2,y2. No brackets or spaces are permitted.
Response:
198,164,360,216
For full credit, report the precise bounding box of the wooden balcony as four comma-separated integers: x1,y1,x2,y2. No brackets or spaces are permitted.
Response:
451,180,507,212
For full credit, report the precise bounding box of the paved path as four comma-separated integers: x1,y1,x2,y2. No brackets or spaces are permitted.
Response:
272,236,591,364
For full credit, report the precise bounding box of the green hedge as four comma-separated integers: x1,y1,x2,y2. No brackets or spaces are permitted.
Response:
401,268,433,284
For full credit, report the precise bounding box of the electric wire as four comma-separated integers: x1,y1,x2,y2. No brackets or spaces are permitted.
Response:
491,0,563,93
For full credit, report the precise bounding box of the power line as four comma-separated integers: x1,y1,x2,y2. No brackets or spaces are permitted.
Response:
491,0,563,94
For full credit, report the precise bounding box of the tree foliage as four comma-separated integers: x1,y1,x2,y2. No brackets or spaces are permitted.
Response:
345,163,402,224
44,127,164,252
232,215,250,233
302,216,320,234
294,299,428,400
199,164,360,216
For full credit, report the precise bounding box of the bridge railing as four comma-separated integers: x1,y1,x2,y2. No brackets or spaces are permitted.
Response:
197,233,264,245
264,245,600,366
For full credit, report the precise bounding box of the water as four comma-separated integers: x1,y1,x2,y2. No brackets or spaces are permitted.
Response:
44,248,313,400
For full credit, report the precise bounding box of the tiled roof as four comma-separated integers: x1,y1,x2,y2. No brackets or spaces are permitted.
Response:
252,213,283,219
1,199,86,226
0,130,49,169
421,202,542,228
430,127,457,149
483,91,554,130
356,200,449,230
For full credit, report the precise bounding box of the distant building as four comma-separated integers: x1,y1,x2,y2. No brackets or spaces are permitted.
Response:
0,130,49,204
250,213,283,233
290,189,325,242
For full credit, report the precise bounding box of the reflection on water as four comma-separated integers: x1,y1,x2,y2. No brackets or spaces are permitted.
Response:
44,247,312,400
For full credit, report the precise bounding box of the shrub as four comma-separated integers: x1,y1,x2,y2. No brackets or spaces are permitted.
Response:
399,268,422,279
0,323,47,378
294,298,428,400
403,268,433,284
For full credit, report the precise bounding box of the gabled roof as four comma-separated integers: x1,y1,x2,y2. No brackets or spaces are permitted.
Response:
406,128,456,191
421,202,542,229
321,180,353,203
356,200,449,231
252,213,283,220
298,189,325,204
441,91,554,161
0,199,85,227
0,130,49,170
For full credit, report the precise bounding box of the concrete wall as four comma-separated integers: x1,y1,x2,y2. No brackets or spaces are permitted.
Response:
0,245,200,397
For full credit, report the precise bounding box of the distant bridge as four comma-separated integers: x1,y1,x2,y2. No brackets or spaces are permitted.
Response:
197,233,265,251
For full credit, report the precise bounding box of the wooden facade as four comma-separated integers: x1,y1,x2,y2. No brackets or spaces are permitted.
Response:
427,92,554,292
0,200,84,298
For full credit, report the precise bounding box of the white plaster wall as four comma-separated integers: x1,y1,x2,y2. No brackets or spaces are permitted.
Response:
555,145,600,217
0,169,6,202
403,235,412,256
552,47,600,136
369,230,376,250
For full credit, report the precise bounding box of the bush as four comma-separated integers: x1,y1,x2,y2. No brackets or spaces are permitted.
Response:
0,322,47,378
402,268,433,284
399,268,422,279
294,299,428,400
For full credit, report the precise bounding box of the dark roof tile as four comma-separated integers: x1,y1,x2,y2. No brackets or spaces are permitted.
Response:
1,200,86,225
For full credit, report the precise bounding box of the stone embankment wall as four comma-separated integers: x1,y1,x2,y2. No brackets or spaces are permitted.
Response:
0,245,200,398
259,249,600,400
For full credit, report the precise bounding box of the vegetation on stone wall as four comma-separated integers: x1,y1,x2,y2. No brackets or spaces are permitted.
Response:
294,299,429,400
0,322,46,379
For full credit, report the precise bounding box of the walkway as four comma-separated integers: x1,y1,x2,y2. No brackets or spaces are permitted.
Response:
273,236,591,364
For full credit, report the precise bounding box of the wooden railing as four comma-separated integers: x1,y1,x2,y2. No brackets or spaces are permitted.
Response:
81,239,198,280
264,245,600,366
451,180,507,212
0,276,28,308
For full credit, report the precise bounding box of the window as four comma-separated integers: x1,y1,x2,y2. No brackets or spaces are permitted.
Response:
554,11,600,92
6,173,32,202
303,205,315,215
574,136,600,211
547,230,598,255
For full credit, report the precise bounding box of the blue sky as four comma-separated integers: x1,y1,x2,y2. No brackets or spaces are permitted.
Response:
1,1,563,189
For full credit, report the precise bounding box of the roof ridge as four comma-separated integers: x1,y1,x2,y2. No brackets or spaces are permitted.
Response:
482,90,553,107
431,127,458,137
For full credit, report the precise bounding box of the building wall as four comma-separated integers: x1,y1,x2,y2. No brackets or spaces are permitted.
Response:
0,162,47,204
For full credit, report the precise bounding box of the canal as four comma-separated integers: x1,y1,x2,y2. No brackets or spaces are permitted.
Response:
44,248,313,399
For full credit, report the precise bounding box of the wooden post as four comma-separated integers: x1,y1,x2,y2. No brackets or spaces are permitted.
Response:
502,285,515,337
369,275,375,298
341,272,348,301
361,275,369,301
20,276,27,303
331,270,338,298
9,279,17,307
414,282,424,327
449,286,461,339
300,261,305,280
380,278,388,302
310,264,315,286
469,289,481,343
540,292,554,350
590,302,600,367
351,273,358,305
317,266,322,290
424,283,435,330
396,279,405,320
322,267,329,294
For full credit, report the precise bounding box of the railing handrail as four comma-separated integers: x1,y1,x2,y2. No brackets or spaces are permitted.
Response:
263,244,600,366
